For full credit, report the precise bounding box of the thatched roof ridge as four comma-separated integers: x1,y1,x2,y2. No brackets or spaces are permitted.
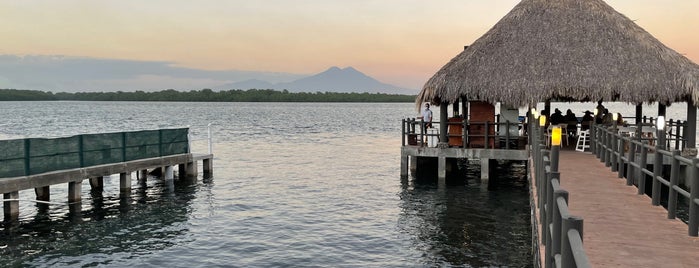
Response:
417,0,699,109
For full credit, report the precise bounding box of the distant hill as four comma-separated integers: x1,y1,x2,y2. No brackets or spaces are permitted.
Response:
219,66,415,94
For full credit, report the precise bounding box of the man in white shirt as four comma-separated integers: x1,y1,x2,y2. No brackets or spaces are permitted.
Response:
419,103,433,141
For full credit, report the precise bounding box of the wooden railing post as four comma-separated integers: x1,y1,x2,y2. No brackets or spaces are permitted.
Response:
638,142,649,195
689,158,699,236
668,150,680,219
627,141,636,186
562,216,584,268
652,130,666,206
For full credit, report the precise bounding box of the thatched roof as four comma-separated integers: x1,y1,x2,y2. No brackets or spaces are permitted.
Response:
417,0,699,109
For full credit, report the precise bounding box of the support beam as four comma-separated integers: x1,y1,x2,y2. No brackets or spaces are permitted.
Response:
68,181,82,203
35,186,50,201
120,172,131,194
186,161,198,177
438,156,446,184
480,158,490,183
138,169,148,180
3,191,19,221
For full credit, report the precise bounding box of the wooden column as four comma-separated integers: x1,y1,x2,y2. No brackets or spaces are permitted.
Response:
186,161,198,178
635,104,643,124
687,100,697,149
439,103,448,144
480,158,490,183
400,151,408,177
658,104,667,116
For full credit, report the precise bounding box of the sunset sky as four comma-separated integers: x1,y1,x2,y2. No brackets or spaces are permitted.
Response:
1,0,698,92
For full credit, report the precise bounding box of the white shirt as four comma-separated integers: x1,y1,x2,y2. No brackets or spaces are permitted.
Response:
422,107,433,122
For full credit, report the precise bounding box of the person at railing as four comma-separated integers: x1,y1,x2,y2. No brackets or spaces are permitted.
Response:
418,103,433,142
602,109,614,125
581,110,593,130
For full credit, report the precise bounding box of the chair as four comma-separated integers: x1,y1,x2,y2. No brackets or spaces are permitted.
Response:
575,130,590,152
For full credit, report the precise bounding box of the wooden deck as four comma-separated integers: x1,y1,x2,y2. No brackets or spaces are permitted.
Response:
534,149,699,267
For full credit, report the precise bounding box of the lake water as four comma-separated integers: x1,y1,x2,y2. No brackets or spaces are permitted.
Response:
0,101,539,267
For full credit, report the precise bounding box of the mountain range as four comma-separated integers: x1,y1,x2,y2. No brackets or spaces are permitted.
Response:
219,66,416,94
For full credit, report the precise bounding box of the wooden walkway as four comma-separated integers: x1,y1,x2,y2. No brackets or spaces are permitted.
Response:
535,149,699,267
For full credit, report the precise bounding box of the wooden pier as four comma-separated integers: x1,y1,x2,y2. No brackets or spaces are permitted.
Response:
532,149,699,267
1,128,213,221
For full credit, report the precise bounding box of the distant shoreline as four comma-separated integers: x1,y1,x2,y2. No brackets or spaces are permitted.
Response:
0,88,416,102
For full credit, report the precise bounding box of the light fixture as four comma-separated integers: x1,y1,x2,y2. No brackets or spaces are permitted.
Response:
551,126,562,146
531,108,538,118
657,116,665,130
539,115,547,127
612,112,618,121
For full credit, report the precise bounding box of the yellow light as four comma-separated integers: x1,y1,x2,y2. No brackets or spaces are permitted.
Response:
551,126,562,146
532,110,538,118
612,112,618,121
593,109,598,116
539,115,547,127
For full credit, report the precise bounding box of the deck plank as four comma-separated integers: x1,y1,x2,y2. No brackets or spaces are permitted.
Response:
553,150,699,267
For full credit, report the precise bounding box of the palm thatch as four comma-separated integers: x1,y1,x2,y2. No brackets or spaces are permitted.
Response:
417,0,699,109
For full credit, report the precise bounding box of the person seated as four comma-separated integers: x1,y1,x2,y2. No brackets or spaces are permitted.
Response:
581,110,594,130
564,109,578,137
550,108,565,125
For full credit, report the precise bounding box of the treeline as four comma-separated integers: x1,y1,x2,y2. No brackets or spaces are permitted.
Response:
0,88,415,102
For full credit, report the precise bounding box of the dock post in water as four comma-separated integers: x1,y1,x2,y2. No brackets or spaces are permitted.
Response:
35,186,50,201
3,191,19,221
120,172,131,194
68,180,82,203
89,177,104,192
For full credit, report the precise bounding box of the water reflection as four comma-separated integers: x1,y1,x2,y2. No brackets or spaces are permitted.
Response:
399,161,533,267
0,176,207,267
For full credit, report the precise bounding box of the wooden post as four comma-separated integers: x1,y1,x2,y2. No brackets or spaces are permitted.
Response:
186,161,198,178
35,186,50,201
400,150,408,177
668,150,680,219
561,216,584,268
3,191,19,221
687,100,697,149
638,142,649,195
89,177,104,191
68,180,82,203
689,158,699,236
203,158,213,176
120,172,131,194
635,104,642,125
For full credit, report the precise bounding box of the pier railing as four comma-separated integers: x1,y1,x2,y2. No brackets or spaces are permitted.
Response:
401,117,527,149
0,128,189,178
591,122,699,236
531,122,591,268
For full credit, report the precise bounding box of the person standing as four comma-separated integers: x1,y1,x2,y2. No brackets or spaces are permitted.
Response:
419,103,433,140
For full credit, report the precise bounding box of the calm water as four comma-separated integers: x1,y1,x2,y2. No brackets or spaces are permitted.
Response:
0,101,534,267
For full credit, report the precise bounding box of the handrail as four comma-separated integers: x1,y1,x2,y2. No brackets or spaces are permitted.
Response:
531,120,591,268
590,122,699,236
401,117,528,149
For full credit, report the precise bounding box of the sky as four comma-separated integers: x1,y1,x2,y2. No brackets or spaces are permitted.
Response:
1,0,698,92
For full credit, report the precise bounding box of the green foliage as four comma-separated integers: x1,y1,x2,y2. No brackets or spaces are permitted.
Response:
0,88,415,102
